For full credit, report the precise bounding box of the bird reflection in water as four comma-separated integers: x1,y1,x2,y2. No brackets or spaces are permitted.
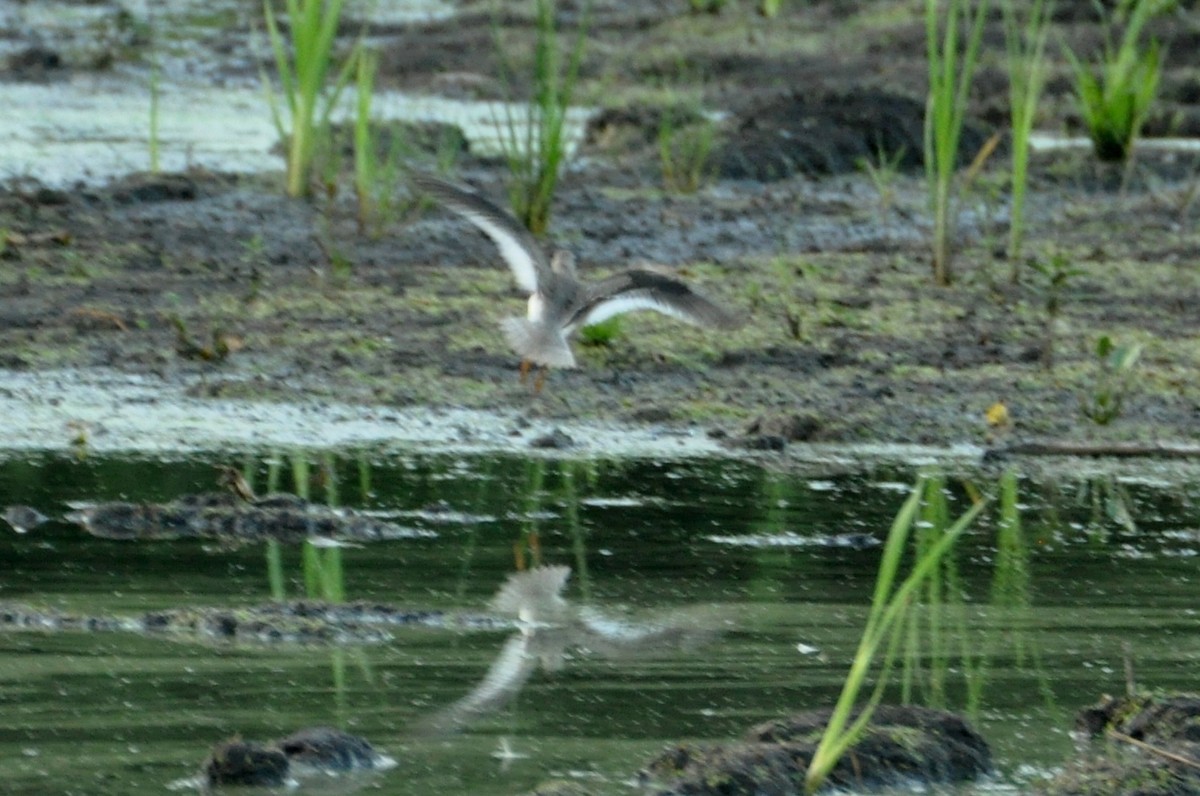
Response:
415,565,715,736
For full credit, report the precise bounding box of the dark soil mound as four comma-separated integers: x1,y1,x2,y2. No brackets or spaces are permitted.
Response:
204,727,389,788
1046,693,1200,796
205,740,290,787
715,88,993,181
1076,693,1200,743
641,704,991,794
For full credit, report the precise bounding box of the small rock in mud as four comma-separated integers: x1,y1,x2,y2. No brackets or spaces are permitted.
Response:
629,405,674,423
0,353,30,369
109,173,198,204
736,412,822,450
529,428,575,450
739,433,787,451
19,186,71,206
641,704,991,794
3,46,64,81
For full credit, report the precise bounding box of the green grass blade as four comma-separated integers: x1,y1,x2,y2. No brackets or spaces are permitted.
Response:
866,479,924,623
266,540,286,600
805,486,987,794
263,0,297,114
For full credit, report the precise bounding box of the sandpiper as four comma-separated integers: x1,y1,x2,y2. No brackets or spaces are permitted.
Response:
412,174,743,390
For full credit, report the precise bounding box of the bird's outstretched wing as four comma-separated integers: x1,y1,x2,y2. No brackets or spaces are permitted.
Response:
412,173,547,293
573,269,744,330
412,633,540,735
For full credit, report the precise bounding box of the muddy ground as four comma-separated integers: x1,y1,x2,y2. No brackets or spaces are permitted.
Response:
1,0,1199,450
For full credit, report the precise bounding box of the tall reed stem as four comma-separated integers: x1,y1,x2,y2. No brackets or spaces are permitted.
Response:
924,0,989,286
1004,0,1053,275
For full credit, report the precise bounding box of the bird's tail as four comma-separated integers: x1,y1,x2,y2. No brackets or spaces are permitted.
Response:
490,565,572,616
500,318,576,368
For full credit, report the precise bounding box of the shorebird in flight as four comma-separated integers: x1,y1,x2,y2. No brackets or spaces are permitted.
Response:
413,174,743,390
414,565,712,735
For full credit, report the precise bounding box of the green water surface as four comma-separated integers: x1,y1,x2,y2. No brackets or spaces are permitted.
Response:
2,452,1198,795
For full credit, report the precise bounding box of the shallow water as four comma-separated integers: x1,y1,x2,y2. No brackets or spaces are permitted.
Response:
0,76,592,188
2,450,1199,795
0,0,594,187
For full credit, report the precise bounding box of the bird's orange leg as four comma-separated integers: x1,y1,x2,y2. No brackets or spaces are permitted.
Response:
518,358,532,384
533,366,548,394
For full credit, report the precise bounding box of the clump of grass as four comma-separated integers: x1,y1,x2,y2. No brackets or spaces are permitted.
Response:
1002,0,1054,271
494,0,587,234
168,315,239,363
1063,0,1173,163
1080,335,1143,425
924,0,990,286
578,316,622,347
658,109,717,194
350,46,413,237
857,141,906,219
770,257,810,341
263,0,356,198
804,473,987,794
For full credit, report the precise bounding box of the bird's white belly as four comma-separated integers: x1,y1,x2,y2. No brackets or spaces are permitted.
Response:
526,294,545,322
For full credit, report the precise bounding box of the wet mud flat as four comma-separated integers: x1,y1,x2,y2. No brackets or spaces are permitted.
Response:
2,160,1197,453
1,0,1199,452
